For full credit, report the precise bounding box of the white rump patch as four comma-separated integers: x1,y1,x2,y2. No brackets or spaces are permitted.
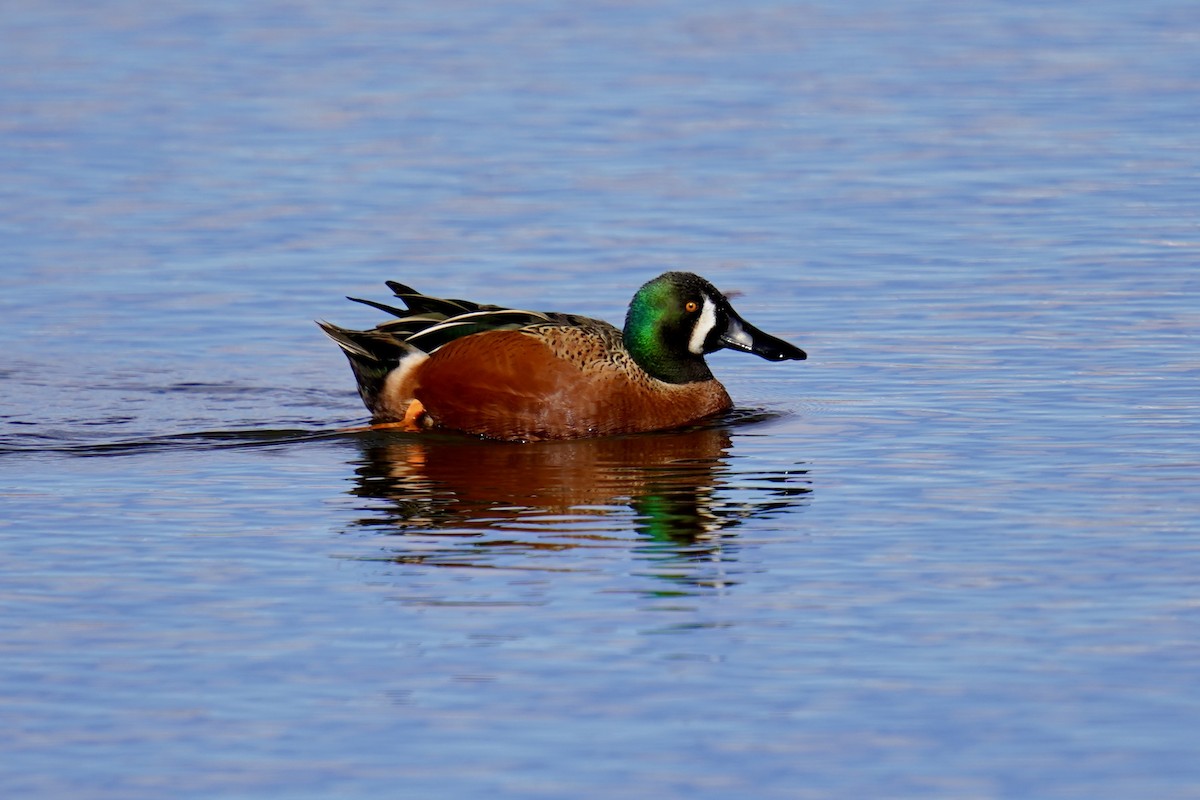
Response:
378,350,429,416
688,296,719,355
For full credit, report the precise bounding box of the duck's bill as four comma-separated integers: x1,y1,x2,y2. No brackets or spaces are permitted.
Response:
718,312,807,361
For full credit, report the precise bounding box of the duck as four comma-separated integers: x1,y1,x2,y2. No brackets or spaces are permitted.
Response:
319,271,806,442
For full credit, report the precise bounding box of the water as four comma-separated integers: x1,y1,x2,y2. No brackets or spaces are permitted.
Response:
2,1,1198,797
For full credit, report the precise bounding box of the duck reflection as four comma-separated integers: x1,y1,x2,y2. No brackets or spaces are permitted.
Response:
345,421,811,592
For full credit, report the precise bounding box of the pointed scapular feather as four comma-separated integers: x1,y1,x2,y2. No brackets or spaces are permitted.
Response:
373,316,451,336
346,296,411,319
405,309,552,351
395,292,482,316
383,280,485,316
326,281,555,365
384,280,418,296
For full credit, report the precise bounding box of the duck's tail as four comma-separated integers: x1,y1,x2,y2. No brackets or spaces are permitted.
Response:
317,321,427,420
320,281,556,421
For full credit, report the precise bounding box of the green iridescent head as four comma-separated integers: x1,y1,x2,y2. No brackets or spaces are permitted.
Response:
622,272,807,384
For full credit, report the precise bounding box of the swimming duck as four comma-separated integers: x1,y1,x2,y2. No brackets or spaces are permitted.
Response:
320,271,806,441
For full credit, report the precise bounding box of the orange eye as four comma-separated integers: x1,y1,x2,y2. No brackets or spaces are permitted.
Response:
685,301,699,313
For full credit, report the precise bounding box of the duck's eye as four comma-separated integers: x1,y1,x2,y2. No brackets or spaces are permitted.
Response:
685,300,699,313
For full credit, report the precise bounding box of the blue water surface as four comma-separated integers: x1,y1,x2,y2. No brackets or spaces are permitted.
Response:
2,1,1198,798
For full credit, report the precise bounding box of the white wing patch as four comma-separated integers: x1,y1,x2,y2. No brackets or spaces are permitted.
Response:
688,296,719,355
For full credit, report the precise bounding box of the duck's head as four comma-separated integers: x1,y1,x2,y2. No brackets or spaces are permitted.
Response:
623,271,807,384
